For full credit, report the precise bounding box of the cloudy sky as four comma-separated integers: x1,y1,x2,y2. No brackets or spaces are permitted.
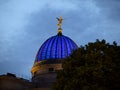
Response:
0,0,120,79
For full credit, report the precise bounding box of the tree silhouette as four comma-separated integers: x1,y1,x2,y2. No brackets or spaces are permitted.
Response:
52,39,120,90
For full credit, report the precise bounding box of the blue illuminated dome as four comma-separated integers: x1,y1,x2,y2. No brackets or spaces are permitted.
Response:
35,33,78,62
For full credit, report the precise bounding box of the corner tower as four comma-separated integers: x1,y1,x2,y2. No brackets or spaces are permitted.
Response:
31,17,78,87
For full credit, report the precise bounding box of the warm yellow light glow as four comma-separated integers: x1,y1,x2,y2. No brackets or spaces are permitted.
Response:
58,29,62,33
31,61,62,76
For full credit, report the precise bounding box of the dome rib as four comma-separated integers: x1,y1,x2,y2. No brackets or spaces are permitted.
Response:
55,36,59,59
44,38,51,59
64,36,71,55
51,36,58,59
49,36,56,60
42,39,51,59
58,36,62,58
62,36,68,57
67,37,72,53
60,36,63,58
45,37,53,59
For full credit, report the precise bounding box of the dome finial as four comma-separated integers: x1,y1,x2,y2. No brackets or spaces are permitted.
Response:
56,16,63,34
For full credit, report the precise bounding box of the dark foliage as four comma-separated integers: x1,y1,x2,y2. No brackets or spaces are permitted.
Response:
52,39,120,90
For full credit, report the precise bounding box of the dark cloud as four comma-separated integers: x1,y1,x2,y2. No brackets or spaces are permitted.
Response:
26,4,104,44
94,0,120,22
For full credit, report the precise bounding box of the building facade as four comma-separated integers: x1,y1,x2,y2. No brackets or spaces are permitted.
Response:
0,73,32,90
31,17,78,88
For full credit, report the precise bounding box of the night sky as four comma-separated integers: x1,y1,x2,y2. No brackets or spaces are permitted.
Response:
0,0,120,79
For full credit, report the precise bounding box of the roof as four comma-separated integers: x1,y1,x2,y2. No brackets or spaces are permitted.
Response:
35,33,78,62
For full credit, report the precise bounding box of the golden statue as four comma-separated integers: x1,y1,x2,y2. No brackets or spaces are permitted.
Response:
56,16,63,28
